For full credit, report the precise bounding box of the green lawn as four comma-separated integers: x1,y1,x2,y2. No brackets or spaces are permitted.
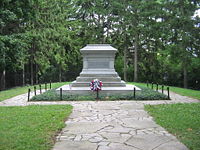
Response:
145,103,200,150
0,82,69,102
129,82,200,100
0,105,72,150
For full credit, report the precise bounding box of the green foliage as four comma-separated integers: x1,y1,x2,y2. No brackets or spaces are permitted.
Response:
0,105,73,150
0,0,34,72
31,86,169,101
115,55,124,79
0,0,200,90
145,103,200,150
109,86,169,100
26,0,82,77
0,34,29,71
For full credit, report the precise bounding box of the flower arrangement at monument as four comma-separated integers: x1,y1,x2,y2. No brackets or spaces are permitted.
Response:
90,79,103,100
90,79,103,91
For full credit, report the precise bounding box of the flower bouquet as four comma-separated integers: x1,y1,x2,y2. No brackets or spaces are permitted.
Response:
90,79,103,99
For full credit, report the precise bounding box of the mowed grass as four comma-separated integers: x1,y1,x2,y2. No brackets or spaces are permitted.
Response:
0,105,72,150
169,86,200,100
0,82,69,101
145,103,200,150
129,82,200,100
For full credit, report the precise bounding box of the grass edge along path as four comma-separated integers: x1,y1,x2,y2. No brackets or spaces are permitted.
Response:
169,86,200,100
0,82,70,102
129,82,200,100
145,103,200,150
0,105,73,150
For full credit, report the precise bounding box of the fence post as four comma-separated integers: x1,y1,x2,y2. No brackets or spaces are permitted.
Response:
162,85,164,94
28,88,31,101
45,82,47,91
34,86,36,96
134,87,136,98
39,84,42,94
50,80,52,89
60,88,62,100
167,87,170,99
156,83,158,91
147,81,149,87
151,82,153,89
96,90,99,100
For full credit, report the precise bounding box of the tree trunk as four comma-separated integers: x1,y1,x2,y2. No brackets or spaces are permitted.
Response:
183,65,188,88
134,34,138,82
59,66,62,82
0,70,6,90
124,46,127,82
35,64,38,84
1,50,6,90
30,59,34,85
22,64,25,86
30,43,34,85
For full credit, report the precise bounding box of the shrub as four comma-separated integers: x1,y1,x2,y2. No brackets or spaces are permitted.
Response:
31,86,169,101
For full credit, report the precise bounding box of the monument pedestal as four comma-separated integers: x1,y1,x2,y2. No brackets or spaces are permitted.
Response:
57,44,140,95
71,44,126,87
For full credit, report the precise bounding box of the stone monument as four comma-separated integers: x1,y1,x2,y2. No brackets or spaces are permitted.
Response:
71,44,126,87
57,44,140,95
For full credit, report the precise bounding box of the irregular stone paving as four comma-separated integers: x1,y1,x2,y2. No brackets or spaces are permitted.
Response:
0,90,46,106
0,90,199,150
52,101,190,150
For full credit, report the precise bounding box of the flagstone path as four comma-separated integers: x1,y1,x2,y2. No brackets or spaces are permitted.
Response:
0,90,199,150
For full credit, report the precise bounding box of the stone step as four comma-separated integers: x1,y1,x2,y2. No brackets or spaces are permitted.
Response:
56,84,141,96
71,81,126,87
79,73,119,77
76,77,121,82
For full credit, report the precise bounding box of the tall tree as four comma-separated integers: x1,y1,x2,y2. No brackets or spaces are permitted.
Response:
26,0,82,83
0,0,33,89
163,0,199,88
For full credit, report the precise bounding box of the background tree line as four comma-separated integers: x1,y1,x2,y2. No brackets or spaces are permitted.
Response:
0,0,199,90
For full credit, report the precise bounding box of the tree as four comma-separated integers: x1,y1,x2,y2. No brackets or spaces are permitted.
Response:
1,0,199,89
26,0,82,83
0,0,33,89
163,0,199,88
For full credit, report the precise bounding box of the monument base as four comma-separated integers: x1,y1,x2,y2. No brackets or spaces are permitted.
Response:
56,84,141,96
